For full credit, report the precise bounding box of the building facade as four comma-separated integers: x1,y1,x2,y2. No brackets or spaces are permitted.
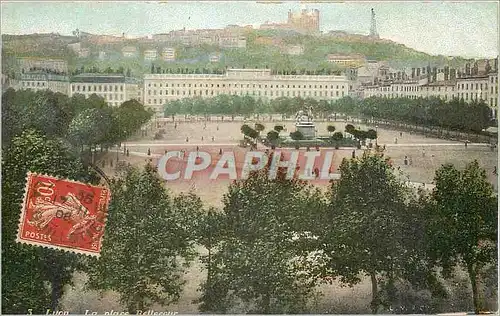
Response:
327,53,366,67
143,68,349,114
144,49,158,61
161,48,176,62
18,58,68,74
70,74,141,107
16,72,70,95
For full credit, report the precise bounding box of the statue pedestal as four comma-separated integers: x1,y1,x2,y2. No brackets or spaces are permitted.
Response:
296,122,316,139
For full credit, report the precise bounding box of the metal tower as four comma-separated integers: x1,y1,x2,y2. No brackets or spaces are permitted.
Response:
370,8,379,39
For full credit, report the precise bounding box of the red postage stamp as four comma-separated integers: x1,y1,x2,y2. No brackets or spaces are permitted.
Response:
16,172,111,257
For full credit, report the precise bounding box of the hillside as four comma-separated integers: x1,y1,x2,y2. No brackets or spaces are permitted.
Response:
1,30,466,77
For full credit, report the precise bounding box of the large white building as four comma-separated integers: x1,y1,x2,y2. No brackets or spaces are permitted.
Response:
361,72,498,117
70,74,141,107
143,68,350,114
16,72,70,95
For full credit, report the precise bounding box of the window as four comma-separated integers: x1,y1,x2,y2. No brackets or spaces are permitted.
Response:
94,86,97,91
115,85,118,92
160,90,162,95
99,85,102,92
336,91,339,97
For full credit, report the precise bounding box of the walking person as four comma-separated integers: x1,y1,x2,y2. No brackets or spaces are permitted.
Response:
126,149,129,157
493,166,497,176
404,155,408,166
186,137,189,143
212,136,215,142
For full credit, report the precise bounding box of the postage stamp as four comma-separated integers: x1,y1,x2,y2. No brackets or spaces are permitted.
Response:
16,172,111,257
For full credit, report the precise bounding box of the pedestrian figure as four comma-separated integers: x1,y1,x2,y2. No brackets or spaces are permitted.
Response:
196,146,199,152
164,149,168,154
464,140,468,148
404,155,408,166
383,144,386,150
219,148,223,155
126,149,129,157
409,156,413,165
399,132,403,137
110,159,113,167
422,148,426,157
147,148,151,156
186,137,189,142
174,123,177,129
494,166,497,175
212,136,215,142
394,137,398,144
306,146,310,152
217,125,219,131
352,150,356,159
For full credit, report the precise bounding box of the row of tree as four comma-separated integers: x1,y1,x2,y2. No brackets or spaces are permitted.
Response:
163,95,494,133
2,89,152,151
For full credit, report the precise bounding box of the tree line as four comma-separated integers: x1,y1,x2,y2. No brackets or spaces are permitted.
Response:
164,95,494,133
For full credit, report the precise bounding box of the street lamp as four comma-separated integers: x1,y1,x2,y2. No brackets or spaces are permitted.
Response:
375,125,379,146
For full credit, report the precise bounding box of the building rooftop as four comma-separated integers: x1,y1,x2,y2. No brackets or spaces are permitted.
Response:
71,73,127,83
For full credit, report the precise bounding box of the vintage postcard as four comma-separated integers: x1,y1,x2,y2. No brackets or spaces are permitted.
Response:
1,1,498,315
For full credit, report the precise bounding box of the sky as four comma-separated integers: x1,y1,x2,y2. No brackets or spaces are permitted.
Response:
1,1,498,58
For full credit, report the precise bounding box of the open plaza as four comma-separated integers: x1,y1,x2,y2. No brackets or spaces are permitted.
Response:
96,116,498,207
62,115,498,313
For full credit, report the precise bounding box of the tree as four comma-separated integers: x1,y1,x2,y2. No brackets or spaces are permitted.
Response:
86,164,198,313
2,129,99,313
323,152,412,314
331,131,343,141
266,130,279,144
274,125,284,133
426,161,497,314
367,129,378,140
255,123,265,134
290,130,304,141
198,164,326,313
327,125,336,135
345,124,355,134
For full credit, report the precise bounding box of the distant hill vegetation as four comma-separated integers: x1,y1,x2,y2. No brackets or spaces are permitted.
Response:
1,30,466,76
